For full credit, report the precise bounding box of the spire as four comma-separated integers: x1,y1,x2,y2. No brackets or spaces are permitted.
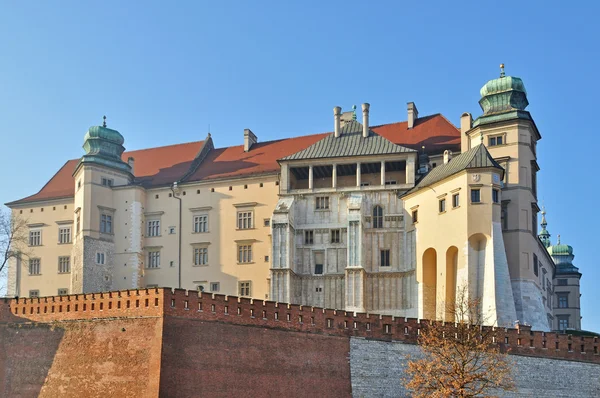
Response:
500,63,505,78
557,234,561,244
103,115,107,128
538,206,551,248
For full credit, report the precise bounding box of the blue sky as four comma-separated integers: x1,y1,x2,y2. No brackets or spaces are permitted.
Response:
1,1,598,331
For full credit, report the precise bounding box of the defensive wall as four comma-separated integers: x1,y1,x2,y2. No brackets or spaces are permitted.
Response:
0,288,599,397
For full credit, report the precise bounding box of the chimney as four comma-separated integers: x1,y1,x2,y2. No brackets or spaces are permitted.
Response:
244,129,257,152
334,106,341,137
127,157,135,174
362,103,370,138
443,150,452,164
407,102,419,129
460,112,472,133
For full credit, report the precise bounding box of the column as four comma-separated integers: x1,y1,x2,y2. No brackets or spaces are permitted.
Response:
332,164,337,188
380,160,386,186
356,162,361,187
406,156,415,185
308,165,313,190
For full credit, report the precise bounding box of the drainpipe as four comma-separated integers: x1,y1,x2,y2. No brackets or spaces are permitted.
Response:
170,182,182,289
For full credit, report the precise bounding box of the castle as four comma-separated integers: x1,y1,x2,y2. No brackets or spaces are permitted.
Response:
5,67,583,332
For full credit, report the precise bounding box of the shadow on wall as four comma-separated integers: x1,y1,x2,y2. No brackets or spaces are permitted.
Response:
0,307,64,398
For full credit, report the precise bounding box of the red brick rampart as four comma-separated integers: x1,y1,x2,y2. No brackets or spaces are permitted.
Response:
2,287,599,364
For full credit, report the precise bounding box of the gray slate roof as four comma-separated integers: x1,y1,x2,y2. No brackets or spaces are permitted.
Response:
281,120,415,161
405,144,504,195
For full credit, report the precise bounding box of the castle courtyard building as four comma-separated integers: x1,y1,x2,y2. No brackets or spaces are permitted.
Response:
6,68,581,331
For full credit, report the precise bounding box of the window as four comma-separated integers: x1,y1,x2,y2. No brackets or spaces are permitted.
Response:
385,180,397,185
360,182,370,187
58,288,68,296
147,251,160,268
372,206,383,228
29,258,41,275
558,317,569,331
238,245,252,263
265,255,269,262
501,202,508,230
193,247,208,266
489,135,504,146
211,282,220,292
29,290,39,298
533,254,539,277
193,215,208,233
331,229,341,244
239,281,251,297
471,189,481,203
101,177,114,187
169,226,176,234
100,214,113,234
96,252,105,265
315,196,330,210
380,250,390,267
492,189,499,203
412,210,418,224
304,230,314,245
264,219,270,227
147,220,160,237
58,227,71,244
452,193,459,208
557,279,568,286
29,230,42,246
532,207,538,236
314,251,324,275
58,256,71,273
439,199,446,213
237,211,253,229
558,294,569,309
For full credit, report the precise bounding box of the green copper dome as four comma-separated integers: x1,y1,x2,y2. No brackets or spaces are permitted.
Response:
547,234,580,275
473,65,532,128
547,242,574,257
77,117,131,175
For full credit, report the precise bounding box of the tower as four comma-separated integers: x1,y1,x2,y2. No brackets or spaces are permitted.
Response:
71,118,134,293
460,65,550,330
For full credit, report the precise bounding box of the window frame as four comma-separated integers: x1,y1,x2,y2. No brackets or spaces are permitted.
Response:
96,252,106,265
239,281,252,297
58,256,71,274
147,250,161,269
380,249,391,267
488,134,505,147
210,282,220,292
101,177,114,187
372,205,383,228
439,198,446,213
29,229,42,246
558,294,569,309
492,189,499,203
29,258,41,275
58,227,72,244
193,247,209,266
330,229,341,244
100,213,113,234
58,288,69,296
304,230,314,245
452,193,460,208
29,290,40,298
412,209,418,224
236,211,254,230
315,196,330,210
237,244,253,264
147,219,161,237
471,189,481,203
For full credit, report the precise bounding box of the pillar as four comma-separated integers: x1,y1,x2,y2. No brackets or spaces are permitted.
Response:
308,165,313,190
380,160,386,185
356,162,361,187
406,157,415,186
332,164,337,188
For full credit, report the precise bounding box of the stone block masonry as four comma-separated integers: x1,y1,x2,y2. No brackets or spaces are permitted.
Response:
0,288,599,397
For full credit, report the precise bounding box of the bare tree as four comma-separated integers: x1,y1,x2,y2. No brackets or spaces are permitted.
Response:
0,209,30,294
404,286,514,397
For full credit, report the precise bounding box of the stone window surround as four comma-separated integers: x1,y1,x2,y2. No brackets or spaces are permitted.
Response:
488,132,507,147
191,242,210,266
98,206,116,235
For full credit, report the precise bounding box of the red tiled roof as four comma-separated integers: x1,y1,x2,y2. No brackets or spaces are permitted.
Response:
7,115,459,205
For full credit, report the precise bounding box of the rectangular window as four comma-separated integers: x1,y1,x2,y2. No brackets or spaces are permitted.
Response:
193,247,208,265
101,177,114,187
211,282,220,292
29,258,41,275
360,182,370,187
237,211,253,229
100,214,113,234
238,245,253,263
533,253,539,277
489,135,503,146
29,290,39,298
96,252,105,265
58,288,68,296
492,189,499,203
304,230,314,245
501,202,508,230
559,317,569,331
452,193,459,208
239,281,251,297
558,295,569,309
58,227,72,244
147,220,160,237
147,251,160,268
314,251,324,275
315,196,330,210
29,230,42,246
263,219,270,227
385,180,397,185
439,199,446,213
330,229,341,243
531,167,537,198
412,210,418,223
471,189,481,203
58,256,71,273
193,215,208,233
557,279,568,286
380,250,390,267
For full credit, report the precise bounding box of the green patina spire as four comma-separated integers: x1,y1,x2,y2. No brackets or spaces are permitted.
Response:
77,116,131,174
473,63,532,127
352,105,357,121
538,207,551,248
548,232,579,275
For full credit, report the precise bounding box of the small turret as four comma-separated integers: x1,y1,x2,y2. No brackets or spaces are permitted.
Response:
538,207,551,248
78,116,131,174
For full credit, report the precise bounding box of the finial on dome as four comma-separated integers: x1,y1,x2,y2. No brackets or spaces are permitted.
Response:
557,234,561,244
103,115,107,128
500,63,505,78
352,105,357,121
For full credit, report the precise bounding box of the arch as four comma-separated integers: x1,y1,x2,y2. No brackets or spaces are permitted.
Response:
372,205,383,228
422,248,437,320
445,246,459,321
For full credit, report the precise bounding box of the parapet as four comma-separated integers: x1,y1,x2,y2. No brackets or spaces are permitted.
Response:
2,288,599,364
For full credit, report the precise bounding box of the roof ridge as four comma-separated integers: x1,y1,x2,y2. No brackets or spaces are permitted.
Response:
124,139,205,154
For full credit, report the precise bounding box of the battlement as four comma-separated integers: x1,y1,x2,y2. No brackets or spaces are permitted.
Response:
2,288,599,364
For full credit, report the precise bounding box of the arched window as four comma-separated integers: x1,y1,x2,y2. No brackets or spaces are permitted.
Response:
373,206,383,228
